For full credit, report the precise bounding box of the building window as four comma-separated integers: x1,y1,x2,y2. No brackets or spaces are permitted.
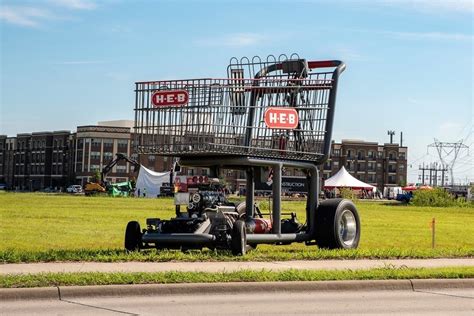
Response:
91,139,102,147
148,155,155,162
368,150,375,159
399,152,406,159
346,161,354,171
103,139,114,147
117,139,128,147
368,162,375,171
333,161,339,168
90,151,101,160
357,150,365,160
388,175,396,184
103,152,113,161
357,162,365,171
377,151,383,158
116,165,127,173
90,165,101,172
332,149,341,157
346,149,354,159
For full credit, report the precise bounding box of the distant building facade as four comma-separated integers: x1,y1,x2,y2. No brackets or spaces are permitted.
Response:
321,140,408,190
0,124,407,192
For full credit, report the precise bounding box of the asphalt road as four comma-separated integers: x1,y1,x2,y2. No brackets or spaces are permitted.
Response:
2,287,473,315
2,258,473,275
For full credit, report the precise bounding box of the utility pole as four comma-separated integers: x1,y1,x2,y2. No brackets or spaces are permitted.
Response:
419,163,448,187
428,139,469,187
387,130,395,144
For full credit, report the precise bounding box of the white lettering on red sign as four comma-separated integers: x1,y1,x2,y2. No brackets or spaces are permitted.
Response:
151,90,189,107
264,107,299,129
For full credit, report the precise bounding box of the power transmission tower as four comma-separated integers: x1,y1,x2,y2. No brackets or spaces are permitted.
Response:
427,139,469,186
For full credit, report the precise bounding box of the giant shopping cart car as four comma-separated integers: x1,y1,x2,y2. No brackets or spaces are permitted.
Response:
125,54,361,255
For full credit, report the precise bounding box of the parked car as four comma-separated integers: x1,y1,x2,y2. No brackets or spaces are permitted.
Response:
0,183,6,190
66,185,83,194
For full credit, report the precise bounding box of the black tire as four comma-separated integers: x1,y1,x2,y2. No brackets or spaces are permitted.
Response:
314,198,360,249
125,221,142,252
231,220,247,256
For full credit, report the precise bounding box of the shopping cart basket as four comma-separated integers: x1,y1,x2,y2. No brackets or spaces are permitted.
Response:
134,54,345,164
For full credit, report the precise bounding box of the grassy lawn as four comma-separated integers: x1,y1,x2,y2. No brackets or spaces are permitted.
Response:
1,193,473,262
2,266,473,288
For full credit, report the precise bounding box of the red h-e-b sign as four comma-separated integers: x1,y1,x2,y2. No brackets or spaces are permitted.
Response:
264,107,299,129
151,90,189,107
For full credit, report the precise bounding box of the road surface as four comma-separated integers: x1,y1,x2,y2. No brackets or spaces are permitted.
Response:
2,287,473,315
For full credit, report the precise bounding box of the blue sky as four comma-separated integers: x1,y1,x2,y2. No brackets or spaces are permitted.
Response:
1,0,472,183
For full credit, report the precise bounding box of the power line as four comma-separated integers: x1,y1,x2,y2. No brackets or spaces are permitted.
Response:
427,139,469,187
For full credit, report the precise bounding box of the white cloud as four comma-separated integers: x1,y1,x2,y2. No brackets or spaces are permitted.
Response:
195,33,266,47
0,1,97,27
0,6,53,27
49,0,97,10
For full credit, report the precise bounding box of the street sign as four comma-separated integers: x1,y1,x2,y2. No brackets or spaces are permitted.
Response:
152,90,189,107
264,107,299,129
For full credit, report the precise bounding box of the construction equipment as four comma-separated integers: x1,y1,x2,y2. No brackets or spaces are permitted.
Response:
85,153,140,196
126,54,360,255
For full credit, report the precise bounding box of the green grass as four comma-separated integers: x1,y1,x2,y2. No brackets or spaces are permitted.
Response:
1,193,473,262
2,266,473,288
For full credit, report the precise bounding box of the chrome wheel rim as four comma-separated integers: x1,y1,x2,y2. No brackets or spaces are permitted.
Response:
339,209,357,246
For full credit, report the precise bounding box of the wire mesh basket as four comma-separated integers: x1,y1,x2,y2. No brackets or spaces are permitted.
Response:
134,54,345,164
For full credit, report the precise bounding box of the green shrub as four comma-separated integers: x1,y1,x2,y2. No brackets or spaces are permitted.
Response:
411,188,473,207
339,188,357,201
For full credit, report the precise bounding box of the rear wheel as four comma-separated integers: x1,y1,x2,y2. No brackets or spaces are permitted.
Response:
231,220,247,256
125,221,142,251
315,199,360,249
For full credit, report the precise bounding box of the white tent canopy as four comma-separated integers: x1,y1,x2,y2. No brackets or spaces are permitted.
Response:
135,165,170,198
324,166,375,190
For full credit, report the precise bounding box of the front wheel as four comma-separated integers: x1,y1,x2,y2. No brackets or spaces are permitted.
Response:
315,199,360,249
231,220,247,256
125,221,142,252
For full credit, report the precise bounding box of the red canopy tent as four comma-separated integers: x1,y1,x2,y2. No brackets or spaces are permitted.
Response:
402,185,418,191
324,166,375,191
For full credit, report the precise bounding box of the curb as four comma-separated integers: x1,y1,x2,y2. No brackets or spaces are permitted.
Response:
1,279,473,301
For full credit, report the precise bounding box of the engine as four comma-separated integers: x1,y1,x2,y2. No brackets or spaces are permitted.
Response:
187,190,233,217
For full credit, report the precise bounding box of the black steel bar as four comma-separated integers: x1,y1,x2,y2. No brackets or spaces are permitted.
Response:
272,163,282,234
246,233,310,243
245,168,254,218
142,233,216,244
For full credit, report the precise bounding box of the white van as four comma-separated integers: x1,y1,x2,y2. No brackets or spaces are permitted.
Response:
383,186,402,200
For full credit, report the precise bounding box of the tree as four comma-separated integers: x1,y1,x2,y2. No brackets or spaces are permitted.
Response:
92,170,101,183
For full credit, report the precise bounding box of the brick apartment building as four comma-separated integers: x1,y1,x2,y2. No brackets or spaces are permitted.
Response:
0,122,407,192
0,121,174,190
222,140,408,193
322,140,407,189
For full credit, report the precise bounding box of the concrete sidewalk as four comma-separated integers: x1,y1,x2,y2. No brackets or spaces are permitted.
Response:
1,258,473,275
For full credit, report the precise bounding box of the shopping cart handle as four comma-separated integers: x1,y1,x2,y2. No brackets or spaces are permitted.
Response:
308,60,345,71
